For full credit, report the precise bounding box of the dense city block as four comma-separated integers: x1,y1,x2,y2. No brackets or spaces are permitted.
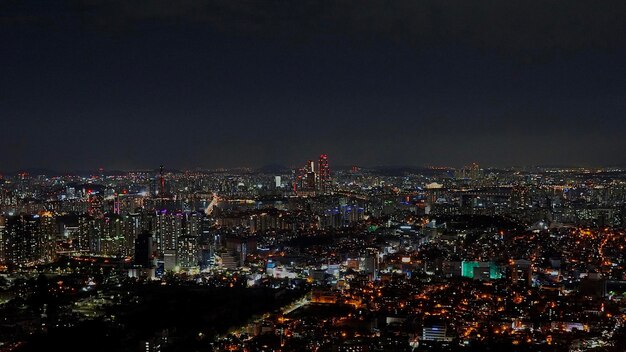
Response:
0,162,625,351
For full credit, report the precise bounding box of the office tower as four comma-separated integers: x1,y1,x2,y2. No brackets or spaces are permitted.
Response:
294,160,318,195
76,215,93,253
38,213,57,263
159,165,165,196
3,215,43,267
198,217,215,269
183,212,200,237
96,214,124,256
134,232,155,268
0,216,5,264
318,154,331,194
305,160,316,190
123,212,143,256
422,317,450,342
163,249,176,271
154,211,182,254
176,235,198,269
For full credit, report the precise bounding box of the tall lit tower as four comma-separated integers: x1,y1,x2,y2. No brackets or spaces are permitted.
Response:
305,160,316,190
159,165,165,196
318,154,331,194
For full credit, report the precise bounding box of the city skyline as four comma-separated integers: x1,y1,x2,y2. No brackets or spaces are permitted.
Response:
3,2,626,351
5,160,626,177
2,1,626,170
2,154,626,351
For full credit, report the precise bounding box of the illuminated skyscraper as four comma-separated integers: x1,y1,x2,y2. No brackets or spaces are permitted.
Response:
159,165,165,196
3,215,44,267
0,216,5,264
305,160,316,190
318,154,331,194
38,213,57,262
76,216,92,253
177,235,198,269
294,160,317,195
153,210,182,254
123,212,143,256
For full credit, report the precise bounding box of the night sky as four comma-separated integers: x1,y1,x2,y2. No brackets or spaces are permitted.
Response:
2,0,626,171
